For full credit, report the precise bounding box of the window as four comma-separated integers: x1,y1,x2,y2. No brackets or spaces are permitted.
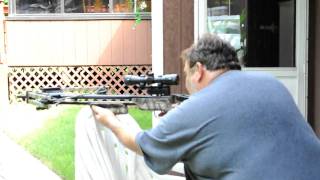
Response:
207,0,296,67
13,0,151,15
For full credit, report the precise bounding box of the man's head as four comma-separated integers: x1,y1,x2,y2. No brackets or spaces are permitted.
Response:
181,34,241,94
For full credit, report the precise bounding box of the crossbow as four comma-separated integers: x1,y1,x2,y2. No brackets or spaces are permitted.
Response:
18,74,189,114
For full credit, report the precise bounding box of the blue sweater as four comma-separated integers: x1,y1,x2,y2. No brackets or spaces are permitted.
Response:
136,70,320,180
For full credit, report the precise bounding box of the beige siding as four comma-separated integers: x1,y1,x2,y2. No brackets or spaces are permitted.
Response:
6,20,151,66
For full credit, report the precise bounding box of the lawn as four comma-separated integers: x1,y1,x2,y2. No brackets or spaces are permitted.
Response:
16,106,152,180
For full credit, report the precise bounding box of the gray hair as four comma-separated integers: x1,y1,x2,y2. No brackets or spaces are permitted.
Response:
181,34,241,71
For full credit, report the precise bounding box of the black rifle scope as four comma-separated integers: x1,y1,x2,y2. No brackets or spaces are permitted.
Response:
124,74,179,86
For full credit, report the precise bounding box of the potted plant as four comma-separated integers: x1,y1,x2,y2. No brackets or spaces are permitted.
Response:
3,0,8,15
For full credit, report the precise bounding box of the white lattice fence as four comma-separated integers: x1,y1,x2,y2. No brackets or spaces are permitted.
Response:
8,65,152,101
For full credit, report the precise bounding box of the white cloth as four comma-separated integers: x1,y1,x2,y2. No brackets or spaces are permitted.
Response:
75,107,184,180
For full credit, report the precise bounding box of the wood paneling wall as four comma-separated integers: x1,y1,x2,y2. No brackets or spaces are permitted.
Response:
5,20,151,66
309,0,320,137
163,0,194,93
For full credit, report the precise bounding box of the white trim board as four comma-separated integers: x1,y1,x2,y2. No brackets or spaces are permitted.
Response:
151,0,163,76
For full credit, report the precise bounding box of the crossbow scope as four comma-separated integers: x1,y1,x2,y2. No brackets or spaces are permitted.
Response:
124,74,178,86
124,74,179,96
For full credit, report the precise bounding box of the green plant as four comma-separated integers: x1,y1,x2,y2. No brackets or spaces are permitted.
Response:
132,0,149,29
240,9,247,43
133,8,142,28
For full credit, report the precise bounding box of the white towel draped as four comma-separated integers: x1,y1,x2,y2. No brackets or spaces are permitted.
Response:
75,107,184,180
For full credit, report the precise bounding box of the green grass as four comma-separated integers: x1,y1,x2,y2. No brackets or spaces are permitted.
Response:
17,106,80,180
17,106,152,180
128,107,152,130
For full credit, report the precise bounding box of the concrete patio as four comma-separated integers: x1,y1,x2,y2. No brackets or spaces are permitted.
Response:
0,104,62,180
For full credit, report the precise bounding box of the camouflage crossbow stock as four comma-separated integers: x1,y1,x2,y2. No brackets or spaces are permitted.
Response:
18,74,189,114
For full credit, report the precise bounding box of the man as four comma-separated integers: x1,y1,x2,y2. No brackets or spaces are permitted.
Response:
91,34,320,179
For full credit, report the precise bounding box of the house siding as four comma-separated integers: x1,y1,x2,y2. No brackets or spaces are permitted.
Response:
163,0,194,93
309,0,320,137
5,20,151,66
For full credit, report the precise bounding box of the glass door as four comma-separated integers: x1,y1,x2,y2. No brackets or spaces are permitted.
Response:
195,0,308,117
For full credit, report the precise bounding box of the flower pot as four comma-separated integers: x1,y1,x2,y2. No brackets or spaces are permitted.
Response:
3,5,8,15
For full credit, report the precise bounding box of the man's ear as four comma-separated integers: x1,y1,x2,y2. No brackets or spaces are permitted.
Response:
193,62,205,83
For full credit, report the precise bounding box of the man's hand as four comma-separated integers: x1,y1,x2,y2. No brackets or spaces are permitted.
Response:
90,105,143,155
91,105,121,130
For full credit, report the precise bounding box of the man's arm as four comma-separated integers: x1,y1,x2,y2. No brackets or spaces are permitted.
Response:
91,105,143,155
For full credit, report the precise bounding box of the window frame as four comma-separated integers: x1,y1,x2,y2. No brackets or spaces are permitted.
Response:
7,0,151,20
